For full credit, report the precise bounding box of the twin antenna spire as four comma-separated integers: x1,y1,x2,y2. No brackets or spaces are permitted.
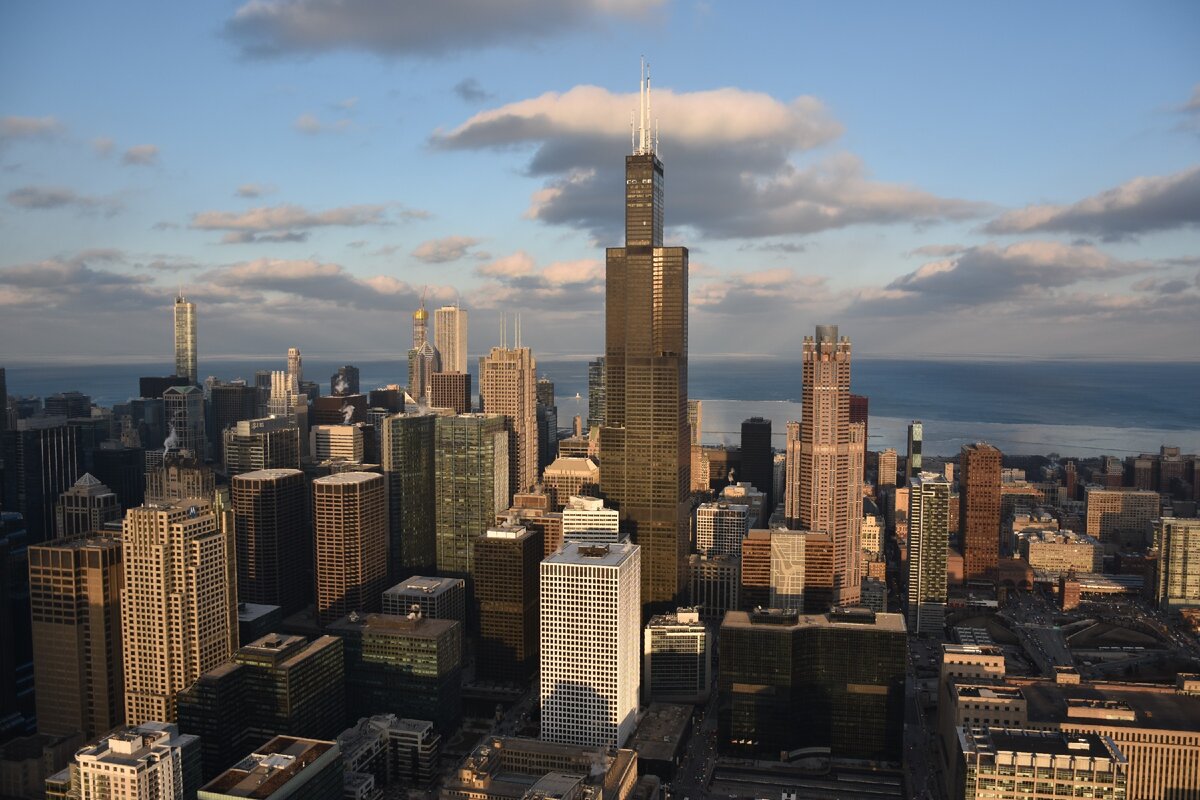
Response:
499,312,522,349
632,56,658,156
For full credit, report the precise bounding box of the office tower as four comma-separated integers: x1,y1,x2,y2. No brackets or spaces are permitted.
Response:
719,608,905,761
784,325,865,608
541,541,640,747
232,469,308,613
93,444,146,509
430,372,472,414
696,501,750,556
956,729,1126,800
434,305,469,374
906,421,923,481
599,73,689,613
479,345,538,496
769,530,807,612
223,417,301,476
542,456,600,509
960,442,1002,583
586,357,605,429
407,301,440,403
740,529,773,609
140,375,189,401
849,393,869,444
474,525,542,685
330,365,360,396
1154,517,1200,610
328,612,462,732
75,723,197,800
178,634,345,780
383,576,466,624
175,291,197,385
309,424,364,461
337,715,442,793
208,384,257,463
145,452,214,503
2,417,81,543
687,553,740,620
688,400,707,493
198,736,343,800
313,472,387,625
380,412,436,576
801,531,835,610
877,447,898,489
368,386,404,414
642,608,710,705
1085,488,1160,551
861,499,884,557
44,390,92,419
561,495,620,541
287,347,303,390
498,489,564,558
310,393,367,426
121,497,237,724
1017,529,1102,574
434,414,509,578
163,384,206,458
739,417,774,514
535,376,558,475
908,473,950,635
54,472,120,537
28,534,123,739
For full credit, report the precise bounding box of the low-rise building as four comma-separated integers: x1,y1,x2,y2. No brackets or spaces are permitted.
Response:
1017,528,1102,575
441,736,638,800
198,736,342,800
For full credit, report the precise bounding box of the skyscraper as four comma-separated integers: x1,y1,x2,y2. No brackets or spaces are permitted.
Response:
599,65,689,612
740,417,774,514
232,469,308,614
74,723,197,800
429,372,471,414
163,385,206,458
479,345,538,496
223,416,301,476
408,301,440,403
474,524,542,685
2,416,82,543
434,305,469,374
769,530,807,612
287,347,303,392
906,421,923,481
209,383,258,463
313,472,387,625
877,448,898,489
1153,517,1200,610
541,541,640,747
381,412,437,576
330,365,360,396
121,497,238,724
907,472,950,635
174,291,197,385
54,472,121,537
960,442,1002,583
586,356,605,430
784,325,864,608
29,533,124,739
434,414,509,579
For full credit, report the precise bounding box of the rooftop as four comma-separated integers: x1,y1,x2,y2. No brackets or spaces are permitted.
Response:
722,608,906,633
385,576,464,596
1016,679,1200,732
629,703,691,762
327,612,458,638
200,736,335,798
543,540,637,568
233,468,303,482
965,728,1117,760
311,470,380,485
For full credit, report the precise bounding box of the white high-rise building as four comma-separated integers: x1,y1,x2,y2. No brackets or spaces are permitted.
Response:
541,541,640,747
173,292,196,385
769,530,806,612
695,501,750,556
434,305,469,374
562,495,620,544
310,424,364,462
907,472,950,636
74,722,194,800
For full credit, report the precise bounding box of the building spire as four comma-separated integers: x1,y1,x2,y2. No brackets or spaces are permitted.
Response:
635,57,655,156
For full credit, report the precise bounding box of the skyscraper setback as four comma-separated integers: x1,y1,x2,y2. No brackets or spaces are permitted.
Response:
784,325,864,608
599,66,690,611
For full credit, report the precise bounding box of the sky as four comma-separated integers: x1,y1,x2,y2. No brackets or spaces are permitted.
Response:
1,0,1198,365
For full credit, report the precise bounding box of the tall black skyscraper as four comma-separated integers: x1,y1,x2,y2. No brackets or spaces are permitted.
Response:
599,63,690,611
2,417,82,543
740,417,774,514
587,356,605,430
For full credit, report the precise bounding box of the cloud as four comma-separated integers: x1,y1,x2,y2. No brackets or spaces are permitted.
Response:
984,165,1200,239
0,251,163,312
848,241,1152,317
122,144,160,166
226,0,665,58
434,85,987,240
0,116,62,144
454,78,491,103
203,257,453,311
412,235,481,263
691,266,830,316
189,202,421,243
470,251,604,310
906,243,965,258
293,112,350,134
235,183,275,198
334,97,358,111
6,185,122,215
92,137,115,157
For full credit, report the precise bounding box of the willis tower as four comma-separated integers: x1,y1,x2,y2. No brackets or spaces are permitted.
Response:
600,62,690,613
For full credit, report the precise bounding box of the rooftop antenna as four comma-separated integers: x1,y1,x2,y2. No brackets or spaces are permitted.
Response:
630,110,635,153
500,312,506,349
516,313,522,349
636,56,652,156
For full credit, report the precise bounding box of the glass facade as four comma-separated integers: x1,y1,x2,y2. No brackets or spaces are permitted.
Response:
382,412,437,577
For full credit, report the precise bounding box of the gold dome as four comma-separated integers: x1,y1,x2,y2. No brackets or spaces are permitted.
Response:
413,307,428,320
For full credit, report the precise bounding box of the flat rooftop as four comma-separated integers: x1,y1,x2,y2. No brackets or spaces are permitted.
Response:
722,608,906,634
981,729,1114,760
543,540,637,568
200,736,334,798
1015,679,1200,733
630,703,691,763
385,576,463,596
327,612,458,638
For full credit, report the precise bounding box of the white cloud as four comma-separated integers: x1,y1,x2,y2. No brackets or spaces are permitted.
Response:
293,112,351,134
0,116,62,144
6,185,122,215
412,235,482,263
189,202,423,243
122,144,160,166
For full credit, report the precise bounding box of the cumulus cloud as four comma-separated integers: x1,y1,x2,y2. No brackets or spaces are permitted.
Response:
984,165,1200,239
906,243,965,258
92,137,115,157
203,257,454,311
454,78,491,103
0,116,62,144
226,0,665,58
848,241,1152,317
470,251,604,310
189,202,422,243
235,183,274,198
293,113,350,134
412,235,481,263
122,144,160,166
0,251,162,311
434,85,987,240
691,266,830,316
6,185,122,215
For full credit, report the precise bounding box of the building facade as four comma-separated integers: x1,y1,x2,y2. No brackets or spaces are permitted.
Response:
908,473,951,636
434,414,509,579
1154,517,1200,610
231,468,308,613
224,417,300,476
479,346,539,497
961,442,1002,583
313,472,387,625
381,412,437,576
643,608,710,705
695,502,750,557
54,472,121,537
174,291,197,385
474,525,542,685
434,306,469,375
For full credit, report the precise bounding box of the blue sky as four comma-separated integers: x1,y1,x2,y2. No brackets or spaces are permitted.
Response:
1,0,1198,363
